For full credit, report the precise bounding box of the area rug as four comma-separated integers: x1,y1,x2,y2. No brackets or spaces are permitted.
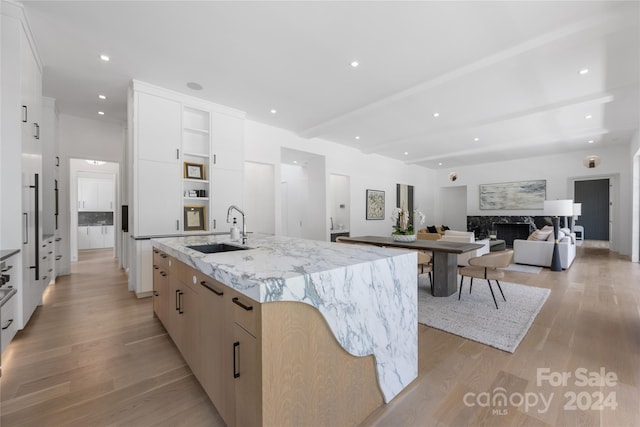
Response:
501,263,542,274
417,277,550,353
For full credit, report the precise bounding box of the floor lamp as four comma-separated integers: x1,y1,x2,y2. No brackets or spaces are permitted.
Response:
544,200,574,271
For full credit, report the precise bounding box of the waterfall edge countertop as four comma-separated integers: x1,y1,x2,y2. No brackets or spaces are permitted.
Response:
152,233,418,403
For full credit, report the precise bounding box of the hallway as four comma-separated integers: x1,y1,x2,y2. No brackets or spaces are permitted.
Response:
0,249,223,426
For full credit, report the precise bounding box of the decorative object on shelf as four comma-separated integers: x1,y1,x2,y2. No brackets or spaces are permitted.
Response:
391,207,425,241
479,180,546,210
543,199,574,271
488,227,497,240
184,206,206,231
366,189,385,220
184,162,204,180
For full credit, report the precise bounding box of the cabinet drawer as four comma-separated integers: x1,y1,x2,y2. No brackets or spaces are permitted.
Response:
230,290,258,337
152,248,171,270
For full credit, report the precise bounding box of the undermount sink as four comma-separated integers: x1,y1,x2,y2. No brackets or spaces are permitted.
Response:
187,243,249,254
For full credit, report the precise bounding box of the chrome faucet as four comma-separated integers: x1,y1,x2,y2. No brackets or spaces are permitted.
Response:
227,205,247,243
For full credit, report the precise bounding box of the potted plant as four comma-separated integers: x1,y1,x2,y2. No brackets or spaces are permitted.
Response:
391,208,425,242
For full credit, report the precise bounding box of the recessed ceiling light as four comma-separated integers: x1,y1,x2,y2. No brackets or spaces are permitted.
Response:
270,109,277,114
588,140,594,144
404,152,409,156
579,68,589,75
293,160,298,164
585,114,592,119
99,54,110,62
186,82,203,90
473,137,480,142
355,136,360,140
98,111,105,115
438,162,443,166
433,112,440,118
98,94,107,100
350,61,359,68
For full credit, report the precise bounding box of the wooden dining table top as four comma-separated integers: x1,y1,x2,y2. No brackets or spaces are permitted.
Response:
340,235,484,254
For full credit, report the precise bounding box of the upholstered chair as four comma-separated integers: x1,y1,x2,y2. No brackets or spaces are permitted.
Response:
458,250,513,309
417,251,433,293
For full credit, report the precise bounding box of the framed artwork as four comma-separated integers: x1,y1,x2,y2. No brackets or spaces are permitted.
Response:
479,180,546,210
184,206,206,231
366,189,385,220
184,162,205,180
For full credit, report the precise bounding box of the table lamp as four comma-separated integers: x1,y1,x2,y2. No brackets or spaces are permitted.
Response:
544,199,574,271
572,203,582,232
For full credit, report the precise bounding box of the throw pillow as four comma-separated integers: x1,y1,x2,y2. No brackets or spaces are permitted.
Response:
441,225,450,231
560,227,571,236
528,229,553,241
546,230,566,242
427,225,437,233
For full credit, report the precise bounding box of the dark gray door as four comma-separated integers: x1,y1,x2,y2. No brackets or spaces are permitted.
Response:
574,179,609,240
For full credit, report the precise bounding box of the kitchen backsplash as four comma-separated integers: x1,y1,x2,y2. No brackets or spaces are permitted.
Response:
78,211,114,226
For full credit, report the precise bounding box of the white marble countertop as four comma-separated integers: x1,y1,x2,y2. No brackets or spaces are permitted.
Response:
151,233,418,403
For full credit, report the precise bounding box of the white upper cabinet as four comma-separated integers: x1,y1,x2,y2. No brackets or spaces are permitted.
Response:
136,92,181,163
78,177,114,211
130,81,245,237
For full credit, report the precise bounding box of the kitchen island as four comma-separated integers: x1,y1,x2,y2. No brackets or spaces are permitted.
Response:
151,234,417,426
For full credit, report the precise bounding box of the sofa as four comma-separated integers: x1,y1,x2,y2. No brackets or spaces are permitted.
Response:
437,230,490,266
513,228,576,269
417,226,445,241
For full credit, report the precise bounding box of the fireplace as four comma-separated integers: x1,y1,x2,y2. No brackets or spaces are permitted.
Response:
495,223,532,247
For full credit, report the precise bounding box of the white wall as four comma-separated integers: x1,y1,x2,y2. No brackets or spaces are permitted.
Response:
329,174,350,232
433,144,633,256
439,186,467,231
244,161,275,234
244,120,436,239
630,129,640,262
58,114,125,269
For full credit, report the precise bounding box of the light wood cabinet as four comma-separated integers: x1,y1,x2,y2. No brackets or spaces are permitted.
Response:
152,249,170,326
154,252,385,427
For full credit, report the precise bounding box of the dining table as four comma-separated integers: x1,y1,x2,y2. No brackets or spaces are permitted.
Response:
339,235,485,297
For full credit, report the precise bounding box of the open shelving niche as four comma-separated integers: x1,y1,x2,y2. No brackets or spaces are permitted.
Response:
182,106,211,232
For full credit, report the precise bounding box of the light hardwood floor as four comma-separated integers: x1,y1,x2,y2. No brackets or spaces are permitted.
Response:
1,243,639,426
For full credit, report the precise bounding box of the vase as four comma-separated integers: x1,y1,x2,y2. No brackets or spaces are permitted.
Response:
392,233,416,242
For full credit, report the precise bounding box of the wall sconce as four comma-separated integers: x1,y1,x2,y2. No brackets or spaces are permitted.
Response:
583,155,601,169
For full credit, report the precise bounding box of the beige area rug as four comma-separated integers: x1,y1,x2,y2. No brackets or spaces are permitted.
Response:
417,275,550,353
501,263,543,274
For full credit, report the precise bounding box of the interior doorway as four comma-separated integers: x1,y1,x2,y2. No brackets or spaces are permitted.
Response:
574,179,610,241
439,186,468,231
280,148,326,241
69,159,119,262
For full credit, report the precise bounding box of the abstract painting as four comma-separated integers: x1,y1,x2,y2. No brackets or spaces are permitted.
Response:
366,189,385,220
479,180,546,210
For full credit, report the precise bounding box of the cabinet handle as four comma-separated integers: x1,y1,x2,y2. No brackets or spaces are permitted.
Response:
176,148,180,159
233,341,240,378
34,123,40,139
22,105,28,122
55,255,62,260
153,264,159,270
55,237,62,242
201,281,223,296
176,220,179,231
213,154,217,165
160,271,167,277
55,156,60,167
160,254,167,259
213,219,216,229
23,213,28,244
154,291,159,297
178,291,184,314
153,249,159,254
232,297,253,311
175,290,180,311
2,319,14,330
